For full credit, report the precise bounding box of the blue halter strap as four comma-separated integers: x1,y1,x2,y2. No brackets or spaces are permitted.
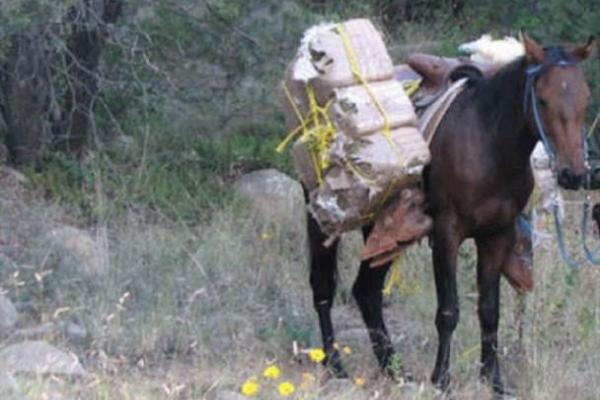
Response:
523,60,576,161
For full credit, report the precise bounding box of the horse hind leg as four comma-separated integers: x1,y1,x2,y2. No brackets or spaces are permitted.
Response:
352,259,395,374
307,215,347,378
475,229,515,395
430,218,462,392
351,225,397,375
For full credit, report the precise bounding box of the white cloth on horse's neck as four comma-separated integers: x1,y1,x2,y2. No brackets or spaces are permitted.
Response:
458,34,525,65
531,142,564,236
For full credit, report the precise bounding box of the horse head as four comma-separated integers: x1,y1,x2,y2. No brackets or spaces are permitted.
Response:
522,33,596,190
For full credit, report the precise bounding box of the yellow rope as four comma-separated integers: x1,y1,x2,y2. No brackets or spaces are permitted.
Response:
277,82,336,185
277,23,415,191
402,79,422,97
383,256,404,296
335,23,403,163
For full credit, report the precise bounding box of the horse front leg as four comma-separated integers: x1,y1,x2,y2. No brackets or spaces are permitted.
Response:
307,214,347,378
430,217,462,391
475,228,515,395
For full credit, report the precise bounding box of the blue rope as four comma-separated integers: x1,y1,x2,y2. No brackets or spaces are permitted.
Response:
553,202,586,269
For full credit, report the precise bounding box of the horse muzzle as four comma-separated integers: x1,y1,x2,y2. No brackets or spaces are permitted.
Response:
557,167,585,190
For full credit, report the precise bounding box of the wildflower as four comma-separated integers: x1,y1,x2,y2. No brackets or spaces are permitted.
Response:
263,364,281,379
278,381,296,397
241,379,260,397
302,372,316,382
342,346,352,355
300,372,316,390
308,348,326,363
260,231,273,240
354,377,365,387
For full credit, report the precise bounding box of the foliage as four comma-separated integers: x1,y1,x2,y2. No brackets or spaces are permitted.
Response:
3,0,600,217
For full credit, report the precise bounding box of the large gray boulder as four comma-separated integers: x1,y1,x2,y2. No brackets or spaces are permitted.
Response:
234,169,305,223
0,341,86,376
39,226,107,277
0,371,24,400
0,293,18,335
234,169,307,262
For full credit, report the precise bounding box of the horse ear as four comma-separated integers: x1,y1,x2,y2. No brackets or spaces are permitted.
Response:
570,36,596,61
520,29,544,64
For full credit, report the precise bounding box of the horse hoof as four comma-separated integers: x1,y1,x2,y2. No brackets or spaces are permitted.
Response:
431,370,451,393
492,383,517,400
384,365,414,383
330,368,349,379
325,356,349,379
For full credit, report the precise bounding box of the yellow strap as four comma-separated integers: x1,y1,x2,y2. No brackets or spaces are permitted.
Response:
277,82,336,185
336,23,402,163
278,23,410,191
402,79,422,97
383,256,404,296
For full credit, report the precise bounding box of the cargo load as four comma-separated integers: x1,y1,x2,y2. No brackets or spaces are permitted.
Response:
278,19,430,238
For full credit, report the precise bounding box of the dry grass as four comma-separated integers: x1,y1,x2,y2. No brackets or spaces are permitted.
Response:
3,178,600,399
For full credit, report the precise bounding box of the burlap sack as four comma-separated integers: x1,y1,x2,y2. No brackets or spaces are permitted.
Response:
309,127,429,235
279,61,310,131
281,19,393,103
279,19,430,237
330,80,417,138
292,140,320,191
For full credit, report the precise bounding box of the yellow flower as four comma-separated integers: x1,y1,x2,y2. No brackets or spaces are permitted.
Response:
342,346,352,355
263,364,281,379
302,372,315,382
260,231,273,240
278,381,295,397
241,379,260,397
300,372,316,391
354,377,365,387
308,348,326,363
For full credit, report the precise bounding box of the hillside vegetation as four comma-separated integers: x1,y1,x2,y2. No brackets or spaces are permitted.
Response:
1,1,600,399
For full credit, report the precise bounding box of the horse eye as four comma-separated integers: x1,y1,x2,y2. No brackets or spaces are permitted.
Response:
538,98,547,108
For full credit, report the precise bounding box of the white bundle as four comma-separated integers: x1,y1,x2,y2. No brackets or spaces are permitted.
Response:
458,34,525,65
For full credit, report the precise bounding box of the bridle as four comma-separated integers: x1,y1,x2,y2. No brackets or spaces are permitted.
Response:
524,59,600,267
524,60,577,162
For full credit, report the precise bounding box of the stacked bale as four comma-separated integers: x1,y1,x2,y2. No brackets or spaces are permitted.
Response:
279,19,430,238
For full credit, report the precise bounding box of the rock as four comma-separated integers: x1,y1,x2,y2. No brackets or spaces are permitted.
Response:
214,390,248,400
234,169,308,263
0,293,18,334
63,321,88,346
0,341,86,376
337,230,363,295
0,371,24,400
40,226,107,277
1,167,29,186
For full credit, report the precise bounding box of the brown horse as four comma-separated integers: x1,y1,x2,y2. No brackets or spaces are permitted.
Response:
306,33,595,393
427,33,594,394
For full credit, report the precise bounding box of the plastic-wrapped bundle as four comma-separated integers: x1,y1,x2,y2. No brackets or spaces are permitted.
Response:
279,19,430,237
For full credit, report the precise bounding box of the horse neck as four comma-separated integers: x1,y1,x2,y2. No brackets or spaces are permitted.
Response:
476,58,538,170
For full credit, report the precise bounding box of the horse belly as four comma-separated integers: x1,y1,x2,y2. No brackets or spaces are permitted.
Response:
463,195,522,237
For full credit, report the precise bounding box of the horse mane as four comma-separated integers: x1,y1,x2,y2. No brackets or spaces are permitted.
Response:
468,56,530,136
